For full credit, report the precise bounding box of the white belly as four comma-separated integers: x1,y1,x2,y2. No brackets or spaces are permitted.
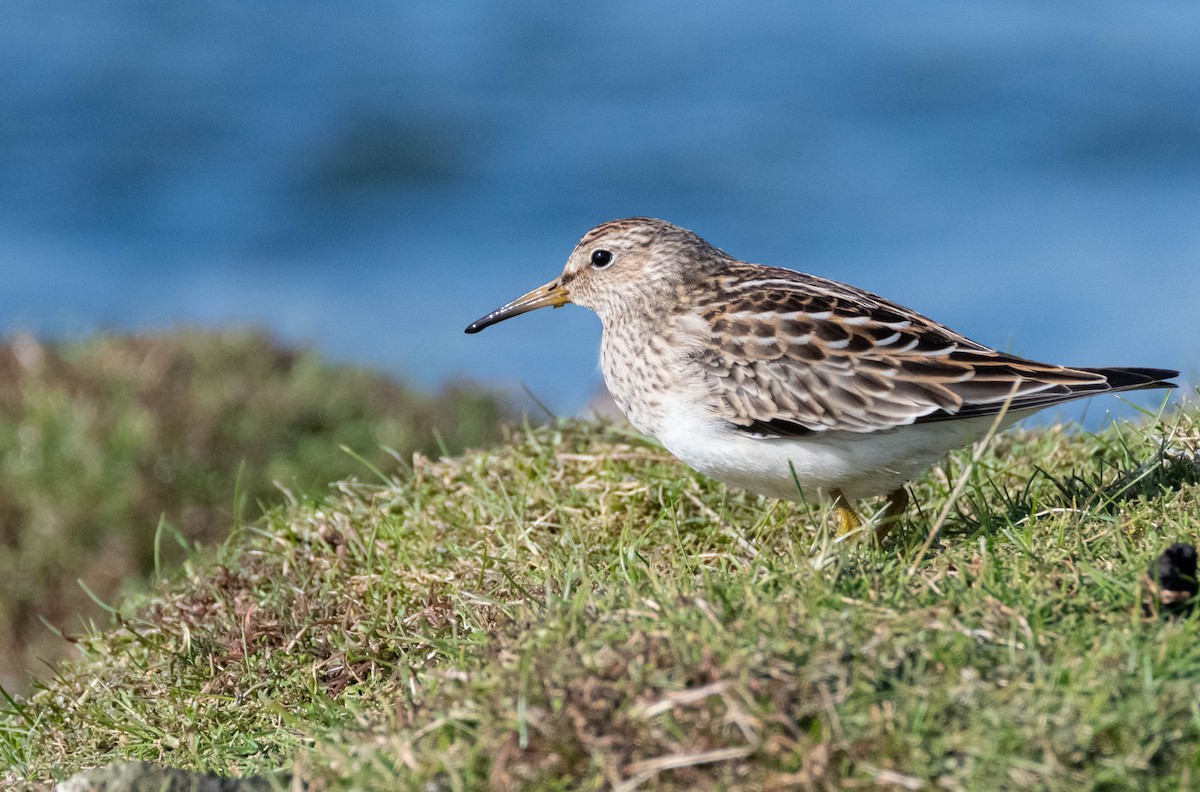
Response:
647,395,1024,501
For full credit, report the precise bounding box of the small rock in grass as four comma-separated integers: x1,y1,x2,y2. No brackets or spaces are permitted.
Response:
55,761,287,792
1147,542,1198,615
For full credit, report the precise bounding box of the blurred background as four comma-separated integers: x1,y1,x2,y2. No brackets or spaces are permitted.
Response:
2,1,1199,689
3,1,1198,411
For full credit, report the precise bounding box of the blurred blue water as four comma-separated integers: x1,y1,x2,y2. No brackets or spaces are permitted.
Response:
2,1,1198,420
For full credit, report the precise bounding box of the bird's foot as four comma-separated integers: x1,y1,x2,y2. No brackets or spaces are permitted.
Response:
831,487,910,542
874,486,910,542
831,489,864,537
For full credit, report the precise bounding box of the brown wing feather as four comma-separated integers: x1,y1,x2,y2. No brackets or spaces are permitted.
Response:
690,264,1176,436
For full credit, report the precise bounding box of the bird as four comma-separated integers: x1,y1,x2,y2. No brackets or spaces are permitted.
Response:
465,217,1178,539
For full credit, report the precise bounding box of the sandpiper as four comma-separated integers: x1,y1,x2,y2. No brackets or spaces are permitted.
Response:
466,218,1178,538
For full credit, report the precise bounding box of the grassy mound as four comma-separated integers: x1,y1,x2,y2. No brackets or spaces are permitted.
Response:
0,330,514,692
3,403,1199,790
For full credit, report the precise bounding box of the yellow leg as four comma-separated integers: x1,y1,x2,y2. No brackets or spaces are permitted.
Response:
875,487,910,542
831,489,864,536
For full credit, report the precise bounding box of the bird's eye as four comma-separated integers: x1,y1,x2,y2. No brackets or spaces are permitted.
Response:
590,249,614,269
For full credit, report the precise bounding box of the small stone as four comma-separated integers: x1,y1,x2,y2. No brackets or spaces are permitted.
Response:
55,762,287,792
1149,543,1198,611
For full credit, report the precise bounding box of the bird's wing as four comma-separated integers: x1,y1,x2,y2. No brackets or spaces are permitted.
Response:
687,264,1145,437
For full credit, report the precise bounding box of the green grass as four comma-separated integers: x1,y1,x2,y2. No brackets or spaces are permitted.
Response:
0,329,514,693
3,400,1199,790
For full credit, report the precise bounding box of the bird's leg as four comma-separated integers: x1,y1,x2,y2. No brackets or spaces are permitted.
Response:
874,486,910,542
830,489,864,536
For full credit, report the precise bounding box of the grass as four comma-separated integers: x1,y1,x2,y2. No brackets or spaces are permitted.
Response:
2,397,1199,790
0,329,515,693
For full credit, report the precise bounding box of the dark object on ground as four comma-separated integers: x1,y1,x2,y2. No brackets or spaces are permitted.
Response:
55,761,287,791
1148,542,1198,615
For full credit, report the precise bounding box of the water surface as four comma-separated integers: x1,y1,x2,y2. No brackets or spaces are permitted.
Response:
2,2,1197,421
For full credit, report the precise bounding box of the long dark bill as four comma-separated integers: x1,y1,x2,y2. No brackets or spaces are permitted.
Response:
464,279,571,334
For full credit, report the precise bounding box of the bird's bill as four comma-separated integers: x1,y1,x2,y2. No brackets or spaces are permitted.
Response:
464,278,572,334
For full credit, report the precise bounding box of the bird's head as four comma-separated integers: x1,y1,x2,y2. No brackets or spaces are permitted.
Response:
465,217,725,333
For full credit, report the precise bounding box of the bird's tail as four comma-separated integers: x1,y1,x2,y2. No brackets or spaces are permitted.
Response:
1077,366,1180,393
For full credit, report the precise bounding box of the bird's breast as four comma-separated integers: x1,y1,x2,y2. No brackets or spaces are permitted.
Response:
599,319,710,437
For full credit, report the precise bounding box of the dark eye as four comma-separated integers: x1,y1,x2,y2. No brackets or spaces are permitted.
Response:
590,249,614,269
